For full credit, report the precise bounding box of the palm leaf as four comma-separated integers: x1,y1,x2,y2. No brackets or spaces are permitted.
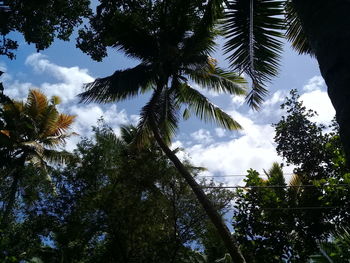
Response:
99,7,158,62
25,89,48,118
138,87,179,145
42,149,73,164
187,58,247,95
42,133,77,148
48,113,76,136
38,104,59,136
223,0,284,109
79,64,155,103
182,0,224,58
177,84,241,130
285,1,314,56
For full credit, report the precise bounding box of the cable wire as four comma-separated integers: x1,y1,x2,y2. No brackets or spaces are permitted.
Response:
202,184,350,189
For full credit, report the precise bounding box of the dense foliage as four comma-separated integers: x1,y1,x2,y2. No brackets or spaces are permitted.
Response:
232,90,350,262
0,104,235,262
0,0,91,59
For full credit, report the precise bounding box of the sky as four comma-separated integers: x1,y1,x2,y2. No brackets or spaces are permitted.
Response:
0,29,336,185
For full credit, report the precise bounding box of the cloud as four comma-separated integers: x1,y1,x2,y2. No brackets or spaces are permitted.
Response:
303,76,325,92
4,53,134,151
181,111,292,184
299,76,335,124
191,129,214,145
178,76,334,181
24,53,94,103
230,95,245,107
215,128,226,138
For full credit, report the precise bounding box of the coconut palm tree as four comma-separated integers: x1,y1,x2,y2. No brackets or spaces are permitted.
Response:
0,89,75,227
222,0,350,164
78,1,247,261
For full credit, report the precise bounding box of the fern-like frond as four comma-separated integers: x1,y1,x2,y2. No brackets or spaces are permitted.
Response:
177,84,241,130
182,0,224,58
138,87,179,145
79,64,155,103
187,58,247,95
285,1,314,56
25,89,48,118
223,0,284,109
49,114,76,136
42,149,73,164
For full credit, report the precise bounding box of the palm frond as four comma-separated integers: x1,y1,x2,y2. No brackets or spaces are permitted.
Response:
285,1,314,56
223,0,284,109
39,105,59,137
246,82,268,110
182,0,224,58
49,114,76,136
42,149,73,164
187,58,247,95
79,64,155,103
25,89,48,118
177,84,241,130
138,87,179,145
102,9,158,62
42,133,77,148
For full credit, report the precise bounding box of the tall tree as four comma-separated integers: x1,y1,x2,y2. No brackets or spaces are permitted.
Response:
77,1,246,261
0,0,91,59
232,91,350,261
0,89,75,227
18,123,236,263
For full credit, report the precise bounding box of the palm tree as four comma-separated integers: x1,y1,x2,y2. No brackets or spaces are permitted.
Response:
78,1,246,261
309,227,350,262
0,89,75,227
222,0,350,164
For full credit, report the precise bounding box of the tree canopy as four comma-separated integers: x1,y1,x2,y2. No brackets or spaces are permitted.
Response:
0,0,91,59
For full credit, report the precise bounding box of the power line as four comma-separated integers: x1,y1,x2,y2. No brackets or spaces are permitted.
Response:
197,173,295,178
259,206,341,211
202,184,350,189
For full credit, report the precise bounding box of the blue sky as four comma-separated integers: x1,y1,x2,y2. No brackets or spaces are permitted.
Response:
0,31,335,184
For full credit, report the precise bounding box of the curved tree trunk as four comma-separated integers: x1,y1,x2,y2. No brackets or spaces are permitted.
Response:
292,0,350,166
150,120,246,263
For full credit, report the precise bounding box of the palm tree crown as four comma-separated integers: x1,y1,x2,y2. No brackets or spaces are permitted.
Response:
0,89,76,227
77,1,247,261
0,89,75,167
78,0,246,144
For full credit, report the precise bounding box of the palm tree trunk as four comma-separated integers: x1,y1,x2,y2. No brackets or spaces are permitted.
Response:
150,119,246,263
292,0,350,166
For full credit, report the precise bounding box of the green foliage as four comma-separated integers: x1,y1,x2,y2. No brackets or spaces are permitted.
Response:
233,164,320,262
0,89,75,235
0,121,235,262
77,0,246,145
310,227,350,262
0,0,91,59
223,0,285,109
233,90,350,262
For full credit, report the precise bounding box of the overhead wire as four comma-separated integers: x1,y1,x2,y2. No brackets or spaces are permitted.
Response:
201,184,350,189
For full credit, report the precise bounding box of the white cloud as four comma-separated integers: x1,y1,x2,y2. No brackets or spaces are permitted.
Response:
182,111,293,184
303,76,325,92
69,104,129,138
299,89,335,124
24,53,94,103
191,129,214,145
230,95,245,107
298,76,335,125
263,90,286,107
215,128,226,138
3,53,133,151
